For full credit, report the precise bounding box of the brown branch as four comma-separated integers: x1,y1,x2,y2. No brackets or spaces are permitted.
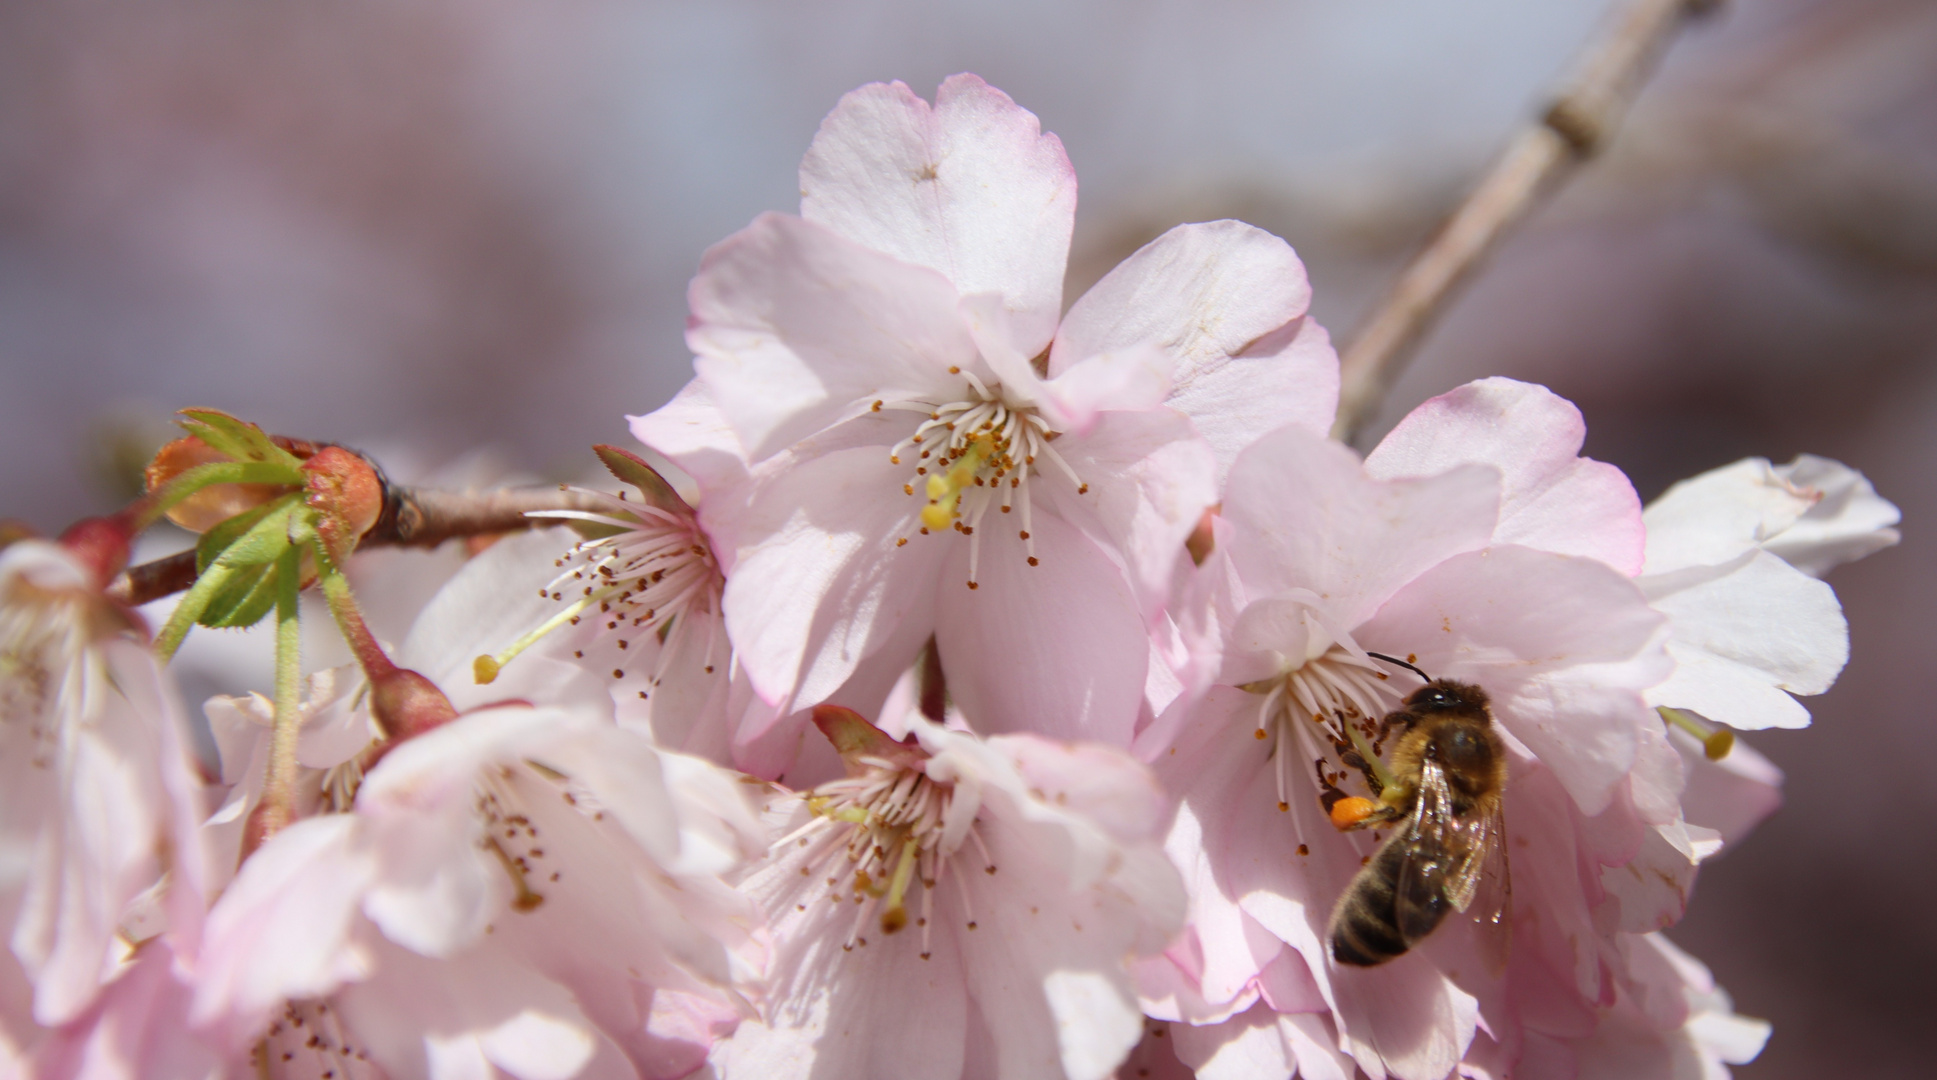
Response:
367,484,611,549
1331,0,1725,445
106,484,613,607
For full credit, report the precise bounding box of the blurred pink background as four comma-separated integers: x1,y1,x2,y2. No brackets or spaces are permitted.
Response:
3,1,1932,1075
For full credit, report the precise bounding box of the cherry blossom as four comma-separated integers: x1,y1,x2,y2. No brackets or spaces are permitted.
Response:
166,518,768,1078
633,75,1334,752
1138,401,1674,1079
189,699,765,1079
715,707,1183,1080
0,538,208,1045
469,448,748,768
1637,454,1900,731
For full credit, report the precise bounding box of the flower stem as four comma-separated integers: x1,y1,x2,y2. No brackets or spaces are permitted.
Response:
242,547,304,859
312,537,458,741
311,541,397,685
152,561,240,662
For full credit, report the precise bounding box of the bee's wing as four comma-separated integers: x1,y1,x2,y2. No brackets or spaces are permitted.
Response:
1464,802,1513,976
1393,760,1505,948
1442,799,1499,913
1391,760,1459,944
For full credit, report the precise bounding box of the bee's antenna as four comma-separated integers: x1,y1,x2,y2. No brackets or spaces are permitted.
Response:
1367,652,1432,683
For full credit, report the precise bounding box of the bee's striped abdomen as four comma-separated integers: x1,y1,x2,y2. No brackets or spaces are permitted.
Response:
1329,834,1451,967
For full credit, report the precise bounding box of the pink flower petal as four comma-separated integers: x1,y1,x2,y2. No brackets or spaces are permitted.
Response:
1035,343,1173,435
933,509,1148,746
1366,378,1644,574
28,941,217,1080
720,799,970,1080
189,815,377,1049
1763,454,1901,575
1670,727,1781,847
688,212,980,461
1049,407,1217,620
1641,455,1863,575
996,733,1173,846
800,74,1076,358
1053,220,1336,474
720,444,944,710
628,380,749,504
1223,425,1500,630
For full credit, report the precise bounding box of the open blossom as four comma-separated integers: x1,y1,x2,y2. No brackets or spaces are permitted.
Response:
0,538,207,1048
634,74,1336,754
716,707,1183,1080
470,448,757,770
190,699,766,1080
1140,388,1686,1080
1637,454,1900,731
172,519,771,1079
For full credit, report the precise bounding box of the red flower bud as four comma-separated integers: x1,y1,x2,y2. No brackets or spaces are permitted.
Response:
144,436,293,534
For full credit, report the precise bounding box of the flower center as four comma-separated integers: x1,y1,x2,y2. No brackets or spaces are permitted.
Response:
253,998,377,1079
875,370,1087,589
785,754,994,959
475,765,580,914
475,490,724,686
1245,645,1406,815
0,589,92,771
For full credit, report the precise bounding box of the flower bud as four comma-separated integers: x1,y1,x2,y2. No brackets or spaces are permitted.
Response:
369,666,459,742
302,445,385,564
144,435,292,534
55,515,134,589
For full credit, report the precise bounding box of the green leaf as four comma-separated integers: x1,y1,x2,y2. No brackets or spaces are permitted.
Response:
189,495,308,630
196,561,282,628
593,444,688,514
194,494,303,573
176,408,304,469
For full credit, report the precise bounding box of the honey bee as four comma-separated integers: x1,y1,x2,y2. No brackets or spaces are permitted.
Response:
1326,657,1510,968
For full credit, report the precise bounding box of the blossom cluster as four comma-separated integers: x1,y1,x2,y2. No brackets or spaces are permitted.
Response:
0,76,1902,1080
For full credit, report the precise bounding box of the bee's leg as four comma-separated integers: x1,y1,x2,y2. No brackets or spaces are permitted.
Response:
1372,709,1411,756
1318,747,1404,830
1314,758,1353,816
1334,735,1385,795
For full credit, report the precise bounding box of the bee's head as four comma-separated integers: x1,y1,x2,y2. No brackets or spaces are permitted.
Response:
1413,681,1499,786
1405,679,1490,718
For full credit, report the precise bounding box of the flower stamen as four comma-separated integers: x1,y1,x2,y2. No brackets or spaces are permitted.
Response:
475,489,721,685
886,379,1088,581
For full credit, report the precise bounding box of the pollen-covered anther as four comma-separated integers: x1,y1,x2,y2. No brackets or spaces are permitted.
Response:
787,752,984,959
474,488,724,686
880,379,1093,576
1245,642,1407,821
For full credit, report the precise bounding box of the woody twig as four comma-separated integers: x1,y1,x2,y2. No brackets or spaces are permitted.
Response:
1331,0,1724,445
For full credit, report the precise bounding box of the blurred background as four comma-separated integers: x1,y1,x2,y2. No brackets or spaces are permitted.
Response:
1,0,1931,1074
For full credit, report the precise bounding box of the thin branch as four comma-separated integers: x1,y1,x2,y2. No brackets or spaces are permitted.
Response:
1331,0,1724,445
107,483,612,607
367,483,611,549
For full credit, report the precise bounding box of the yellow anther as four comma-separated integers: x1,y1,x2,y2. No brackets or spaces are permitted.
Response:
1659,706,1733,761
